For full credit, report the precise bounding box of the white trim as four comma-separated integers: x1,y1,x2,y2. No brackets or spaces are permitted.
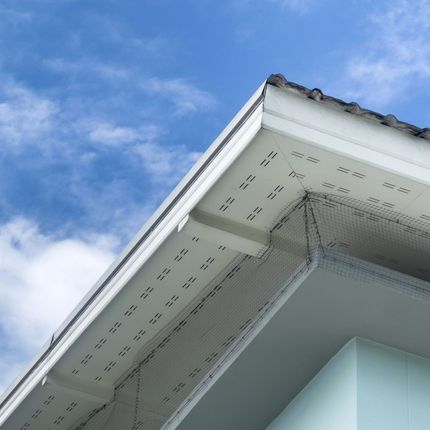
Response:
0,89,264,426
263,86,430,186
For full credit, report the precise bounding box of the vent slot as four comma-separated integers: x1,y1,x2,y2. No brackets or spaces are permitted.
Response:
181,276,197,289
239,174,256,190
140,286,154,300
219,196,235,212
246,206,263,221
260,151,278,167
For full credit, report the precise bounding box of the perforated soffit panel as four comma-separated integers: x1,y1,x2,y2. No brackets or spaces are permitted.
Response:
2,78,430,430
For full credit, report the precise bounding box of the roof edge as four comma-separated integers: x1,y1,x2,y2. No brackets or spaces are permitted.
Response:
267,73,430,141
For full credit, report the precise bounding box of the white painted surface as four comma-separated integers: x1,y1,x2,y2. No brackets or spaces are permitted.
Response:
266,339,357,430
267,338,430,430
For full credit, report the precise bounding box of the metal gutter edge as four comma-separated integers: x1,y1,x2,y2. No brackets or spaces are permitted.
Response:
0,80,268,422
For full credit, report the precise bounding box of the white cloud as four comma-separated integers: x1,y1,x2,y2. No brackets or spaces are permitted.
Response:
135,141,201,184
0,218,116,391
0,79,57,147
340,0,430,107
89,122,141,146
142,77,217,115
86,119,200,184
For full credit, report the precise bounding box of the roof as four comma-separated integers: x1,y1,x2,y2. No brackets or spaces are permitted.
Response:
267,73,430,140
1,74,430,430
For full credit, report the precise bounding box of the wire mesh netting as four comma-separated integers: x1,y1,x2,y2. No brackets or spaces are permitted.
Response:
76,192,430,430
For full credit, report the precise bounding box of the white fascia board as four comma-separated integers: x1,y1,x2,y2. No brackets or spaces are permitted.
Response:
263,85,430,186
0,82,266,425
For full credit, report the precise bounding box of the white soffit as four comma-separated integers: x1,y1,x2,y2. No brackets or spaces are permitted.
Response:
1,77,430,430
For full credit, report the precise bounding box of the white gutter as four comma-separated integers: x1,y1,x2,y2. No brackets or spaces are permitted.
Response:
0,81,267,426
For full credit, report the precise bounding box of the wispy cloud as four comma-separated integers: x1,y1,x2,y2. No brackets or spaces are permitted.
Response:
141,77,218,116
0,217,116,391
87,120,201,184
0,78,57,148
338,0,430,107
135,142,201,184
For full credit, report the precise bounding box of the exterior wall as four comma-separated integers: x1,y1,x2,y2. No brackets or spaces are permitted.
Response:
265,338,357,430
357,339,430,430
266,338,430,430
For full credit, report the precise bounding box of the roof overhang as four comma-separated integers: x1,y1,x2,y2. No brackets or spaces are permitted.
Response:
2,75,430,430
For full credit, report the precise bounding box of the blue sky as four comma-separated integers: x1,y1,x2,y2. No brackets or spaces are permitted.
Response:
0,0,429,392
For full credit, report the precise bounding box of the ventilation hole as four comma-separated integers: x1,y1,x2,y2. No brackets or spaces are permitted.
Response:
132,421,144,430
204,352,219,363
191,236,199,242
43,395,55,405
149,313,163,325
239,319,252,331
239,174,256,190
218,245,226,251
31,409,42,419
191,301,205,316
367,215,380,222
273,215,291,231
140,286,154,300
420,214,430,222
337,187,351,194
382,202,395,208
66,402,78,412
53,415,65,425
94,376,103,382
118,346,132,357
326,240,336,248
165,295,180,307
267,185,284,200
338,241,350,249
156,267,171,281
104,361,117,372
352,172,366,179
182,276,197,289
383,182,396,189
224,265,241,280
108,321,122,334
174,248,189,262
352,210,365,218
295,173,305,180
71,369,79,375
321,201,336,209
162,396,171,404
200,257,215,271
20,424,30,430
306,156,320,164
94,338,107,350
260,151,278,167
159,336,171,349
172,382,186,393
367,197,380,203
222,335,236,348
124,304,138,317
322,182,335,189
246,206,263,221
188,367,202,378
337,166,350,174
174,320,187,333
291,151,304,158
133,329,146,342
80,353,93,365
398,187,411,194
219,196,235,212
